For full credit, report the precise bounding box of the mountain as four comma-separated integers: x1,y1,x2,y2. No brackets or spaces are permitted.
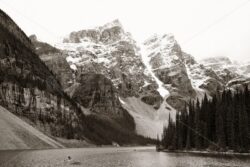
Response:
47,21,227,138
0,9,156,147
29,19,250,139
50,20,172,138
57,20,157,98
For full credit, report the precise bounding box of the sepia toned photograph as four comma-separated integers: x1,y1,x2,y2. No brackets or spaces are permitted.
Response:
0,0,250,166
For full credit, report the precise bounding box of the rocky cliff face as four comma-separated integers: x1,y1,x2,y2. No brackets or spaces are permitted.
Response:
0,82,81,138
30,35,74,89
0,9,87,140
183,53,223,96
56,20,162,111
72,74,123,115
142,34,195,110
30,33,137,135
53,20,166,138
71,73,135,131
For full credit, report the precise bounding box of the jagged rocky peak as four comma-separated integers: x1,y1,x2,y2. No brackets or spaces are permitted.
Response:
143,33,183,69
63,19,127,44
56,20,157,100
143,33,192,91
142,33,195,111
143,34,185,68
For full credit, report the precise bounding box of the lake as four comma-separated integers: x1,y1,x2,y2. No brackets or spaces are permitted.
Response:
0,147,250,167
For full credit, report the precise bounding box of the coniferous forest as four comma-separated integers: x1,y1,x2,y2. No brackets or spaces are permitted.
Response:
160,85,250,153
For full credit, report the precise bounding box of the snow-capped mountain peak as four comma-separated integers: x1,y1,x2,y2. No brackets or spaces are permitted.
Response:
50,20,250,139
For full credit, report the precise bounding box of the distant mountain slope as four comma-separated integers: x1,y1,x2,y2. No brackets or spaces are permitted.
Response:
0,105,64,150
201,56,250,89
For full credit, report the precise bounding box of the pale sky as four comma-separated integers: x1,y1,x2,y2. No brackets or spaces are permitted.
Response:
1,0,250,61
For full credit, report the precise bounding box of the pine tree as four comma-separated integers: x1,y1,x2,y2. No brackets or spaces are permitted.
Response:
194,99,202,149
216,94,226,150
186,100,192,149
161,86,250,152
244,85,250,147
238,92,249,152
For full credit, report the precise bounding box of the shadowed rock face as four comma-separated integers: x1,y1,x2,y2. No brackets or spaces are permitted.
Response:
71,73,135,131
39,53,74,89
72,74,122,115
0,9,84,140
30,35,74,89
140,87,163,110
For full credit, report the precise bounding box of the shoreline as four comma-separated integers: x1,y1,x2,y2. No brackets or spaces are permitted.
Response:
160,149,250,156
0,145,155,152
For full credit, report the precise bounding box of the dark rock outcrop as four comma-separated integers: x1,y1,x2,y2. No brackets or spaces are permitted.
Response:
0,9,84,140
30,36,74,89
71,73,135,131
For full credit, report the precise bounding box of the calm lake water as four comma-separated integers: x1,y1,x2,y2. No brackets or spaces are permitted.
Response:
0,147,250,167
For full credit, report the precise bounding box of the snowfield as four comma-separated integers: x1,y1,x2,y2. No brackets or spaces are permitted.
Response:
120,97,175,139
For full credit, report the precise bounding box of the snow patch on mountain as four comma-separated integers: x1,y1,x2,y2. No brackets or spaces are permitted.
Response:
185,63,209,91
140,44,169,98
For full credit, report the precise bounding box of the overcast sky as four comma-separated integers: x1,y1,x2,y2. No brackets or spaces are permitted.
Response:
1,0,250,61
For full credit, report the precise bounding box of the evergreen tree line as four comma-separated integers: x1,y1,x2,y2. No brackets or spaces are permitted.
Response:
160,86,250,153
